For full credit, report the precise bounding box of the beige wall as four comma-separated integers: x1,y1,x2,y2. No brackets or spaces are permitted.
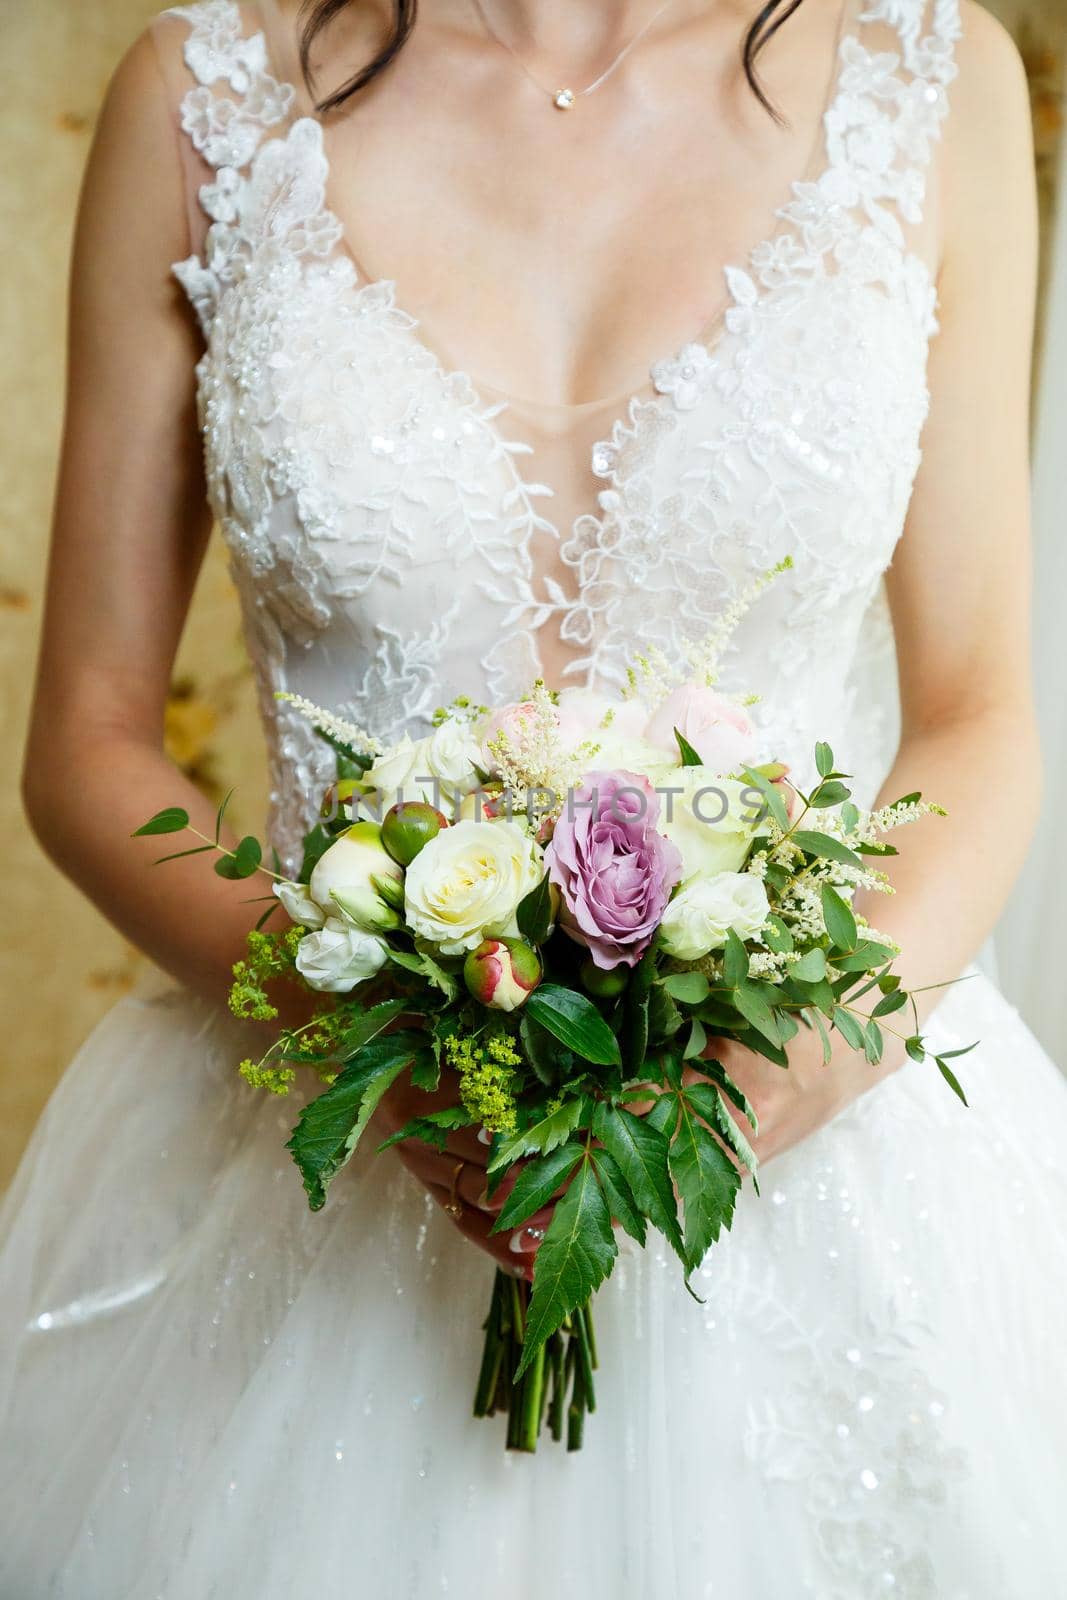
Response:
2,0,1065,1191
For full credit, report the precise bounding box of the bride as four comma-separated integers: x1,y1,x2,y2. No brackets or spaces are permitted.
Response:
3,0,1065,1592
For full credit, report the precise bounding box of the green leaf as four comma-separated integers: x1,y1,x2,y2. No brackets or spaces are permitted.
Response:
732,981,783,1045
622,951,655,1072
592,1103,684,1261
762,915,794,954
792,830,862,869
590,1148,647,1246
526,984,621,1067
644,1090,680,1137
214,788,234,845
520,1012,563,1089
832,1008,866,1052
872,987,908,1018
723,928,750,988
831,941,897,973
298,823,335,883
674,728,705,767
805,1005,833,1065
685,1082,759,1189
683,1017,707,1061
696,1058,758,1132
661,971,710,1005
936,1057,969,1106
815,741,835,778
864,1019,884,1064
338,998,411,1060
133,807,190,837
741,765,789,833
287,1032,424,1210
515,1156,618,1379
488,1097,586,1172
821,884,858,951
668,1096,741,1270
376,1105,472,1153
791,947,827,983
841,801,860,832
491,1144,584,1233
905,1035,926,1064
215,835,263,880
516,873,554,945
152,843,215,865
647,982,683,1043
810,780,852,808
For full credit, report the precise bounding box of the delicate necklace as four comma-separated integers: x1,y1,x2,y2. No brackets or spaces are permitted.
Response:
469,0,676,111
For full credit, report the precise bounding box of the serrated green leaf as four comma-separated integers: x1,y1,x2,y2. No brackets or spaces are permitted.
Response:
669,1097,741,1270
684,1082,759,1190
792,830,862,869
592,1102,683,1260
695,1058,758,1132
821,884,858,951
644,1089,680,1136
488,1097,586,1172
339,998,411,1061
376,1105,472,1153
515,1156,618,1378
516,873,554,945
287,1032,424,1210
491,1144,584,1233
133,807,190,837
526,984,621,1067
520,1012,563,1089
661,971,710,1005
590,1148,647,1246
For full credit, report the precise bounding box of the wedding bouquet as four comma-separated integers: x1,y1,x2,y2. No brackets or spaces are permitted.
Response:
137,568,970,1451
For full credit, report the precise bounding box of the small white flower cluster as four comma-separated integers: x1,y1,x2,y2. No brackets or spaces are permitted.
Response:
274,692,382,756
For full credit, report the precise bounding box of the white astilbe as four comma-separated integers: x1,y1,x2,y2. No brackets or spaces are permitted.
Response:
487,680,592,823
682,556,794,687
274,693,383,755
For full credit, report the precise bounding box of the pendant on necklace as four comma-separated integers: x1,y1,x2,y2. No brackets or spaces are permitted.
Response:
553,88,576,110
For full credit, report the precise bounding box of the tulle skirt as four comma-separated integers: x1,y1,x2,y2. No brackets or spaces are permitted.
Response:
1,968,1064,1599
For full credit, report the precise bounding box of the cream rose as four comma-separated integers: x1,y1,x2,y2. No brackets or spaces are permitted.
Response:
657,769,761,880
309,822,403,932
403,817,545,954
365,733,432,809
294,918,389,993
659,872,770,962
424,717,484,805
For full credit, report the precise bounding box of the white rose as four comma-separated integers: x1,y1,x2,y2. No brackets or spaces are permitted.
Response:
581,733,677,785
404,817,545,955
272,879,325,930
659,872,770,962
423,717,484,802
309,822,403,932
294,918,389,993
365,733,433,809
657,769,761,880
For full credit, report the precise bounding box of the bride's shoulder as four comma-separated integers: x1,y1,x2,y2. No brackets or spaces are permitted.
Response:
941,2,1035,223
950,1,1031,134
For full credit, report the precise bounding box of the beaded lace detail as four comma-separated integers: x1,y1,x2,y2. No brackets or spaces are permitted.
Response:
166,0,959,865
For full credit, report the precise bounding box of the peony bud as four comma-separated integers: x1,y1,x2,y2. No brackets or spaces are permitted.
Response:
381,801,447,867
463,937,542,1012
310,821,404,933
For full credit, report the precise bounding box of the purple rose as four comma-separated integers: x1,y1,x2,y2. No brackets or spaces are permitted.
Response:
545,771,683,970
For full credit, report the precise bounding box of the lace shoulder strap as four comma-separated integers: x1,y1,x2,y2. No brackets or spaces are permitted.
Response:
159,1,341,336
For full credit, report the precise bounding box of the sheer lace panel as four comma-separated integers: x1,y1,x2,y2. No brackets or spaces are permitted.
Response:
160,0,960,868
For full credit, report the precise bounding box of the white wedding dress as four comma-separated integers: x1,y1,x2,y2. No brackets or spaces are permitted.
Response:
2,1,1065,1594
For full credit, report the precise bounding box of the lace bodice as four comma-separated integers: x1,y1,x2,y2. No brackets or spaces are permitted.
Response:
160,0,961,871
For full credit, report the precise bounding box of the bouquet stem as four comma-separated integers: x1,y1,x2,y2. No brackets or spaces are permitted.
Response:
473,1269,597,1452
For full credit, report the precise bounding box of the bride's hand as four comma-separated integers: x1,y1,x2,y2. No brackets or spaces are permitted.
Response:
374,1071,552,1280
697,1024,899,1165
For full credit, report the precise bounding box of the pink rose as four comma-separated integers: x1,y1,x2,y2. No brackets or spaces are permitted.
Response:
555,688,649,751
644,684,755,775
479,701,548,773
545,771,683,970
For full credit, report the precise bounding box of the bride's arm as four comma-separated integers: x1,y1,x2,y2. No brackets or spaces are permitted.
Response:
709,4,1042,1157
22,35,295,1010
